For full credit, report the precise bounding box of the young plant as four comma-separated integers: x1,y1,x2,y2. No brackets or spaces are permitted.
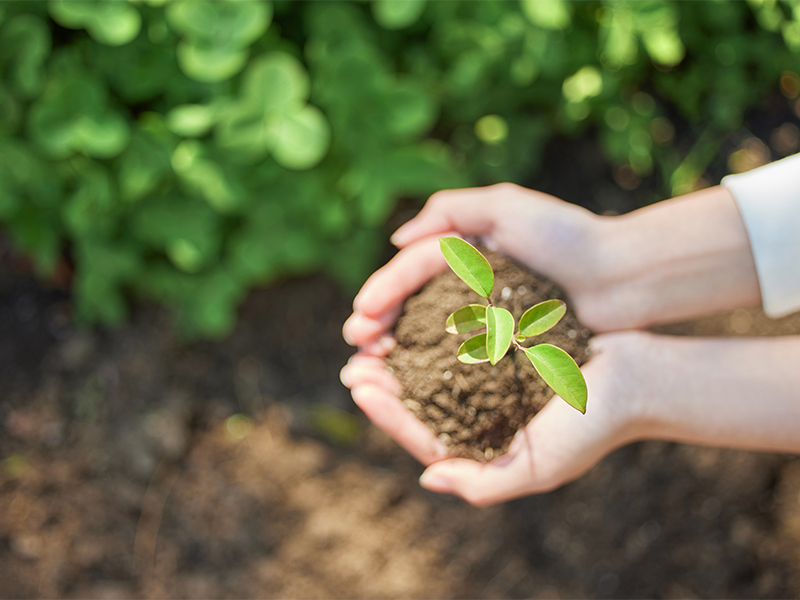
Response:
440,236,588,414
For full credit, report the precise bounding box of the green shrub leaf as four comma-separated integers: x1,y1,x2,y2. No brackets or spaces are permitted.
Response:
518,299,567,338
439,237,493,298
457,333,489,364
486,306,514,365
372,0,426,30
524,344,587,413
176,42,249,83
445,304,486,334
267,105,331,170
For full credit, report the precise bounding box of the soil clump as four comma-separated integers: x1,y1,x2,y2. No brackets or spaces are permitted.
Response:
388,248,591,461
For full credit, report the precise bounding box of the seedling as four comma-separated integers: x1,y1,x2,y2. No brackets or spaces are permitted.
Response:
440,236,588,414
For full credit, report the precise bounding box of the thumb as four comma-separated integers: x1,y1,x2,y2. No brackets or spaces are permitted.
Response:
417,431,549,507
390,186,502,247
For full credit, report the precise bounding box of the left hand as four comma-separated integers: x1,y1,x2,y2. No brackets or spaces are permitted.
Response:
342,331,649,506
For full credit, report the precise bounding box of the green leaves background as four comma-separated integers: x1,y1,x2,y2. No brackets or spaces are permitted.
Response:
0,0,798,337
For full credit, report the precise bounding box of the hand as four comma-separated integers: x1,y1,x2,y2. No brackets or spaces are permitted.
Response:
344,328,800,506
341,182,764,504
343,184,614,351
342,331,650,506
343,182,760,349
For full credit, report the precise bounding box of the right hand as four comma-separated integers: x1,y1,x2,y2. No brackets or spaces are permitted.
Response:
343,183,624,353
343,182,761,350
341,330,652,506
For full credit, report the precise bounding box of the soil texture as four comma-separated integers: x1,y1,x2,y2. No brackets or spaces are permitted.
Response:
388,248,591,461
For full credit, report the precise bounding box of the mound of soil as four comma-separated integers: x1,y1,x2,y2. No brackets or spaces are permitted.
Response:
387,249,591,461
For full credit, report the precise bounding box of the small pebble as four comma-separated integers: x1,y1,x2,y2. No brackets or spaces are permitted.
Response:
501,287,512,300
484,447,494,460
517,286,527,295
467,407,476,416
443,371,452,380
438,433,452,444
403,399,422,412
568,329,577,339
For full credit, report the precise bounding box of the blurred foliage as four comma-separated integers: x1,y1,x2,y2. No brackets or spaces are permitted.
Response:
0,0,798,337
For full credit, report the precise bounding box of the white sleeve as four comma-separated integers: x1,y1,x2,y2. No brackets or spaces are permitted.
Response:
721,152,800,318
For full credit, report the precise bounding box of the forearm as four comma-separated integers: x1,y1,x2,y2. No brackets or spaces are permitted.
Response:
630,333,800,454
591,186,761,329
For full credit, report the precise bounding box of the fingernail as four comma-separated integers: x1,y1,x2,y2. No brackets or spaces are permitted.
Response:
376,335,396,353
339,365,352,387
419,471,452,493
390,222,416,246
342,320,356,346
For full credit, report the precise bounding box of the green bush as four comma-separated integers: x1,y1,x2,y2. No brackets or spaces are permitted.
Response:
0,0,798,336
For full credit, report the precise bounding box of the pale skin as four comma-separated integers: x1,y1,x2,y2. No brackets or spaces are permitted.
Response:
340,182,800,507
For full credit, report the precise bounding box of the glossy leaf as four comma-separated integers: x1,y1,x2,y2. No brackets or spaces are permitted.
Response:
372,0,426,30
518,299,567,338
524,344,587,413
49,0,142,47
439,237,493,298
0,15,51,98
167,105,215,138
267,105,331,170
445,304,486,334
176,42,249,83
241,52,310,111
165,0,272,48
486,306,514,365
521,0,571,30
457,333,489,364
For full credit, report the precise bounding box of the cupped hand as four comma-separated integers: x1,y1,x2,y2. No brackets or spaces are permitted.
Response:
339,183,769,504
343,184,616,350
341,331,649,506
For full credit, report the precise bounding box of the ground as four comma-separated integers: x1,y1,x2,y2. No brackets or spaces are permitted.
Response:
2,254,800,599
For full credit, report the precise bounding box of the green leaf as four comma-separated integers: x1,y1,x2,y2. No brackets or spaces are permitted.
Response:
0,14,51,98
72,112,131,159
241,52,310,112
457,333,489,364
524,344,587,413
372,0,427,30
439,236,493,298
167,104,215,138
486,306,514,365
49,0,142,46
176,41,249,83
518,299,566,338
165,0,272,48
445,304,486,334
521,0,571,30
267,105,331,170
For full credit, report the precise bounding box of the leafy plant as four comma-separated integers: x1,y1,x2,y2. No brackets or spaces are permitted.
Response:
440,236,587,413
0,1,797,338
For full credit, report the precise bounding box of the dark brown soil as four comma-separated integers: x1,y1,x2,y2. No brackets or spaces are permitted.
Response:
387,249,591,461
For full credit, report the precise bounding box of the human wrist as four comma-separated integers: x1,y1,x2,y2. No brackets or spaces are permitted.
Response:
630,334,800,454
593,186,761,329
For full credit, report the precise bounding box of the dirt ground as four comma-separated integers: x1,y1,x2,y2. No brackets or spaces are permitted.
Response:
2,256,800,599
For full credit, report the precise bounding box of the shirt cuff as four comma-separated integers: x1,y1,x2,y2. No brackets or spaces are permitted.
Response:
721,152,800,318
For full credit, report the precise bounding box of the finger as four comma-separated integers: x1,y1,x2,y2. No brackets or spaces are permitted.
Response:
390,186,503,248
351,383,448,466
343,306,402,347
361,334,397,357
418,446,542,507
353,236,450,318
419,384,614,506
340,358,402,396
